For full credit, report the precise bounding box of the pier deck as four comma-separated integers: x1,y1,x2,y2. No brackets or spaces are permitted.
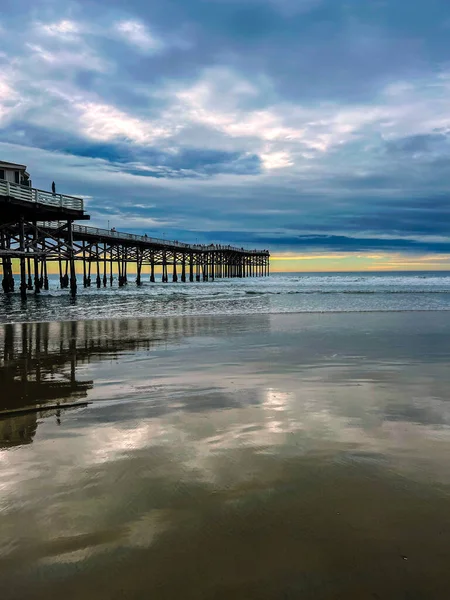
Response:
0,179,88,222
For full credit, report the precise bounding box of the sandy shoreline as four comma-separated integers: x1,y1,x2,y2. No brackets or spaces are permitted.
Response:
1,312,450,598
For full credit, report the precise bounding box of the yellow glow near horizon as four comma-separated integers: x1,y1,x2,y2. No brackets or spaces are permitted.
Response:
270,252,450,272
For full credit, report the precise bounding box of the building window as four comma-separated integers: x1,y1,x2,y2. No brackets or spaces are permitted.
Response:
0,170,4,180
15,171,20,184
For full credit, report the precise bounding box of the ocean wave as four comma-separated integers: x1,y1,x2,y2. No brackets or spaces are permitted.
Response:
3,271,450,324
243,289,450,296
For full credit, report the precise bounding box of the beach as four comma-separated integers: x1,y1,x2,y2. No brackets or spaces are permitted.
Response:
2,0,449,595
1,310,450,599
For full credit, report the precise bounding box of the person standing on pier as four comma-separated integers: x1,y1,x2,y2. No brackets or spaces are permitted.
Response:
52,181,56,195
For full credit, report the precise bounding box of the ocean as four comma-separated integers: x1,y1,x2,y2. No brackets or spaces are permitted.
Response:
1,270,450,323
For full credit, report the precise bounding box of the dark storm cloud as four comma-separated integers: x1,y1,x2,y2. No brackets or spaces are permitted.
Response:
384,132,450,156
262,234,450,254
187,231,450,255
1,0,450,255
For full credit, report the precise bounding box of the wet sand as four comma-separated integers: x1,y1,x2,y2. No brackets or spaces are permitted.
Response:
1,312,450,599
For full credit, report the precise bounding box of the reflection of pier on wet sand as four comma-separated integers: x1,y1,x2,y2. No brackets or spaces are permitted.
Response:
0,315,271,447
0,321,93,446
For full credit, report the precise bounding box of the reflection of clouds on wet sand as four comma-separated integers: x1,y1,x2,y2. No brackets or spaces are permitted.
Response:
1,313,450,598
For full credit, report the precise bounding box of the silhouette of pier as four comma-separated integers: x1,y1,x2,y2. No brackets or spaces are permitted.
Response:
0,177,270,298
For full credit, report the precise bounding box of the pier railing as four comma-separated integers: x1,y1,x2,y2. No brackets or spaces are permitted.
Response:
38,222,268,255
0,179,84,212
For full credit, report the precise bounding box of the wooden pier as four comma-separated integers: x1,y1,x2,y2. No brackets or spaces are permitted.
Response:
0,178,270,298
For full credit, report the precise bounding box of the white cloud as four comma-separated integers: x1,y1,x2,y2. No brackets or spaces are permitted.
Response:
260,150,293,169
0,74,21,124
115,20,163,53
75,101,173,143
165,66,450,175
41,19,80,37
25,42,109,73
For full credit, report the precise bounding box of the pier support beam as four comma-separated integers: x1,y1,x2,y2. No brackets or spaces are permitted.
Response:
119,247,128,285
1,258,13,293
210,253,215,281
96,244,101,288
33,222,40,295
181,253,186,282
87,254,91,287
58,256,64,288
0,232,13,294
103,243,107,287
162,251,168,283
189,253,194,282
150,253,155,283
196,258,200,282
27,253,33,290
42,238,48,290
118,246,123,287
19,220,27,300
202,253,208,281
136,250,142,286
172,253,178,283
68,220,77,297
109,248,113,286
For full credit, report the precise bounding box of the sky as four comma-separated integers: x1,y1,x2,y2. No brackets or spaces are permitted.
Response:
1,0,450,271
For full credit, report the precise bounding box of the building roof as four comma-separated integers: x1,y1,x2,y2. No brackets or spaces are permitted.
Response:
0,160,28,170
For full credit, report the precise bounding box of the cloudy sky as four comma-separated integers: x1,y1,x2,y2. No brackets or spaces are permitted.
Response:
1,0,450,271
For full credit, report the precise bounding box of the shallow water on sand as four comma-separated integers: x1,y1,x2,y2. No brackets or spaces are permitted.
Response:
1,312,450,599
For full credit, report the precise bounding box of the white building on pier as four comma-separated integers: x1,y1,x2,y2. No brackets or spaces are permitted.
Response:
0,160,31,187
